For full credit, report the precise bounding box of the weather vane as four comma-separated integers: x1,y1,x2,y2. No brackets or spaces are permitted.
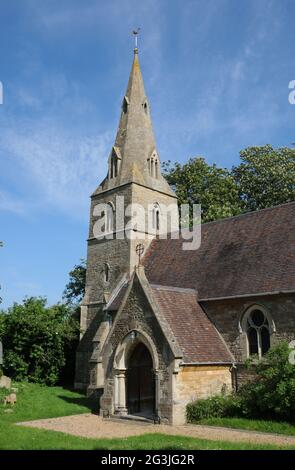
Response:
136,243,144,266
132,28,141,50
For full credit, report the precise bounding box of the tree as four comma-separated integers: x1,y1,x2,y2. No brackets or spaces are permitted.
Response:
232,145,295,212
63,259,86,305
240,342,295,420
0,297,80,385
162,157,242,222
162,146,295,222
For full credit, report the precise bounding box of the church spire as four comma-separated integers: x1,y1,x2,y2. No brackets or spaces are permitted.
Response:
94,47,174,196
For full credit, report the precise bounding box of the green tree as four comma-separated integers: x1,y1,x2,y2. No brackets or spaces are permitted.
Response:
0,297,80,385
232,145,295,211
162,157,242,222
63,259,86,305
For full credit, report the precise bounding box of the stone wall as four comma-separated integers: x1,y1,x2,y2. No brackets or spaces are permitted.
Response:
173,365,232,425
130,184,178,270
86,184,133,304
86,182,178,303
201,293,295,386
74,304,105,389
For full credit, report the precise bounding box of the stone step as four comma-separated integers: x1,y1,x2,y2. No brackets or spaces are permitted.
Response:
108,414,155,425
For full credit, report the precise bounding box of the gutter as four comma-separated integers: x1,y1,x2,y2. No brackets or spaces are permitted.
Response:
179,361,233,366
199,289,295,302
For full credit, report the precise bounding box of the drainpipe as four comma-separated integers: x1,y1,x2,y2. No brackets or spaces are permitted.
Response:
230,362,238,393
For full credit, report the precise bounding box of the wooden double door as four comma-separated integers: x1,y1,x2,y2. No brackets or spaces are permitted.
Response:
126,343,155,416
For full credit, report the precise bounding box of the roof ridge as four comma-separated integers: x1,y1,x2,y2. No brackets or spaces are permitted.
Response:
144,201,295,248
150,284,197,294
201,201,295,227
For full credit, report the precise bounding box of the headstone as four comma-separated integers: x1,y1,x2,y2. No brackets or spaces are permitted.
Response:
0,340,11,389
0,375,11,389
3,393,17,405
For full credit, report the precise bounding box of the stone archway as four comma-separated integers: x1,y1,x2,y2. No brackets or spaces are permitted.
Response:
113,330,159,419
126,342,155,416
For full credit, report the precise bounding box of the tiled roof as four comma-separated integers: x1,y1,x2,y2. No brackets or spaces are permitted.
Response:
150,285,233,363
144,203,295,300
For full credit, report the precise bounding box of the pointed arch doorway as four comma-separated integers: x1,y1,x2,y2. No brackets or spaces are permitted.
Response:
126,342,155,417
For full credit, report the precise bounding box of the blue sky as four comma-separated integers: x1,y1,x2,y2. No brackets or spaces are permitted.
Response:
0,0,295,309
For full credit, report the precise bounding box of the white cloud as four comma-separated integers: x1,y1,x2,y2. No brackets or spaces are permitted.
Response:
1,61,113,220
0,122,111,219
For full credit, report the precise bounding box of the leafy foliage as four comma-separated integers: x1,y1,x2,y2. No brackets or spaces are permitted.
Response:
0,297,80,385
162,158,242,222
240,342,295,420
233,145,295,211
63,259,86,305
163,145,295,222
187,343,295,423
187,395,235,422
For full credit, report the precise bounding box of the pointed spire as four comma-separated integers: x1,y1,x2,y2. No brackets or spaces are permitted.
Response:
113,48,157,182
94,49,174,196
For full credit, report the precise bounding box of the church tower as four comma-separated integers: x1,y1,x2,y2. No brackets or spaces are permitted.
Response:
75,47,178,391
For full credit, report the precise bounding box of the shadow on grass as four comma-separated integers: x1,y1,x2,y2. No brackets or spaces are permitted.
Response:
58,395,99,414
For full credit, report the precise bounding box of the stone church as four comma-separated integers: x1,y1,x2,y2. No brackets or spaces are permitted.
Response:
75,47,295,425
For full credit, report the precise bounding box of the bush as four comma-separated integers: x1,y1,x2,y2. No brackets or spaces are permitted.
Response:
239,342,295,421
187,394,237,422
0,297,80,385
187,342,295,423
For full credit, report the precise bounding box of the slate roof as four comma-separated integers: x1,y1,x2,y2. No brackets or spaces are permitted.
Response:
150,285,233,363
144,202,295,300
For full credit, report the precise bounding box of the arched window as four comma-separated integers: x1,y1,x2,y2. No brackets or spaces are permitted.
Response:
147,151,159,179
109,147,121,179
122,96,129,114
156,209,160,231
152,203,160,232
147,157,151,176
151,157,155,177
110,154,118,178
103,263,110,283
105,203,114,233
241,306,273,358
155,160,159,179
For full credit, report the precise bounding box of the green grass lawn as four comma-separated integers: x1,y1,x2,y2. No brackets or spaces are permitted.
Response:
197,417,295,437
0,382,295,450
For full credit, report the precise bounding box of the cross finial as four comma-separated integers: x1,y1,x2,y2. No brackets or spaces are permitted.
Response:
135,243,144,266
132,28,141,53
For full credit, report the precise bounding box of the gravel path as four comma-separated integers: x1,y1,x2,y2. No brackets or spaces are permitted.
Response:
16,413,295,447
